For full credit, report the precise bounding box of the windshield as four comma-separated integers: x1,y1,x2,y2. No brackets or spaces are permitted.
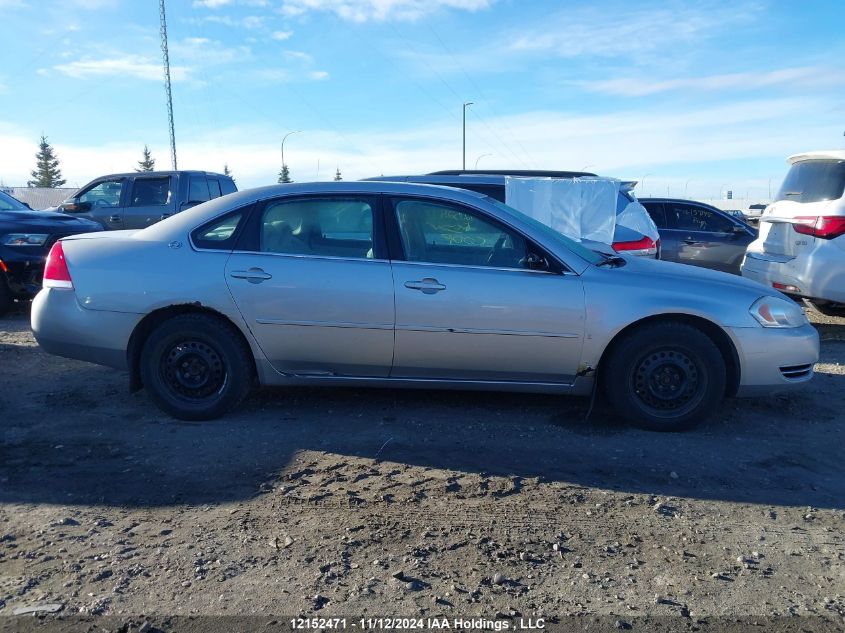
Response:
0,191,28,211
484,196,605,266
776,159,845,203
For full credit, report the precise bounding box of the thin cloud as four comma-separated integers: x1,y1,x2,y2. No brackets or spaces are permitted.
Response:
199,13,266,28
192,0,232,7
271,30,294,40
279,0,494,22
506,2,761,59
53,56,190,82
575,66,845,97
401,1,764,74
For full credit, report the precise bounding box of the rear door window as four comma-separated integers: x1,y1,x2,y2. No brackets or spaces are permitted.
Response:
776,160,845,203
259,197,376,260
130,176,171,207
189,176,211,203
208,178,222,199
667,203,734,233
641,201,667,228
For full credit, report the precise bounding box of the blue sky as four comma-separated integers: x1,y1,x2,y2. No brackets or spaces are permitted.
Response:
1,0,843,199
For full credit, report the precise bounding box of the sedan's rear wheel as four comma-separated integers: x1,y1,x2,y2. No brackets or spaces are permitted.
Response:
602,322,726,431
140,313,254,420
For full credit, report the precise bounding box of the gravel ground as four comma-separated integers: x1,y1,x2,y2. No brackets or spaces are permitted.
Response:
1,303,843,630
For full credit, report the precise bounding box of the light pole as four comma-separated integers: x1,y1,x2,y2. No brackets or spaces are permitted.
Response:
475,153,492,169
684,179,693,197
462,102,473,170
281,130,302,173
639,173,652,196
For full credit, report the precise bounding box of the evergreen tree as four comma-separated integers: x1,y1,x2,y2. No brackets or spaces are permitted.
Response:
136,145,156,172
334,168,342,181
223,164,233,180
278,164,292,184
28,135,66,187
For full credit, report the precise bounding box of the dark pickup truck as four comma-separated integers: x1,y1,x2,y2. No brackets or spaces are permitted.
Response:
58,170,237,230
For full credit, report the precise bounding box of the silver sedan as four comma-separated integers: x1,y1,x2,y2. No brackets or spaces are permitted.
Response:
31,181,819,431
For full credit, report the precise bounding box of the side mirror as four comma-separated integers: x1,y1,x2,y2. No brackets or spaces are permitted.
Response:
524,252,549,271
61,200,91,213
731,224,748,235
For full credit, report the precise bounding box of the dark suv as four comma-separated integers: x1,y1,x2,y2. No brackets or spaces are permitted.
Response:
366,170,660,257
639,198,757,275
0,190,102,315
59,170,237,230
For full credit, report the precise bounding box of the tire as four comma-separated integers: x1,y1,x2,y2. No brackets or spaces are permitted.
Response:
804,300,845,318
140,313,255,421
0,276,11,317
601,322,726,432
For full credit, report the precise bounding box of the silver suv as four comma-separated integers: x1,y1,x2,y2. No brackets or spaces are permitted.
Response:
741,151,845,316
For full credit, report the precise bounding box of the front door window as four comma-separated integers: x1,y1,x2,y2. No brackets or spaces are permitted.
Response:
79,179,123,207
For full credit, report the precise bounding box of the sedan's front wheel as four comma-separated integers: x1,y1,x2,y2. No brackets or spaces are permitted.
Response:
602,322,726,431
140,314,254,420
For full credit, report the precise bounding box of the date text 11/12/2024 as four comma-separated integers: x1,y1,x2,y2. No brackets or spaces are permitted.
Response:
290,617,546,630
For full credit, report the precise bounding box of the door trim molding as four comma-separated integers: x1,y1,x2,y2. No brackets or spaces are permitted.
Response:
396,324,580,338
255,318,393,330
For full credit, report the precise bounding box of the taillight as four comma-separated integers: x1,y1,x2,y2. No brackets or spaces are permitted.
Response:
792,216,845,240
0,259,7,273
43,241,74,289
613,236,658,256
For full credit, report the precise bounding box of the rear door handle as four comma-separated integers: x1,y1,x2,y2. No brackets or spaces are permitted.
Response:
230,268,273,284
404,278,446,294
109,215,121,223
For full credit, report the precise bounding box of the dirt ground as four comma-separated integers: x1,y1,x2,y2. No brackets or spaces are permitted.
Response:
1,303,844,631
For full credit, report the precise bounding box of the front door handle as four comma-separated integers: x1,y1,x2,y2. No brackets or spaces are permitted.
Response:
109,215,121,223
404,278,446,294
230,268,273,284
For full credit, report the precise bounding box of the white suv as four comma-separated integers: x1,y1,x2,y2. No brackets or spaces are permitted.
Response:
741,150,845,317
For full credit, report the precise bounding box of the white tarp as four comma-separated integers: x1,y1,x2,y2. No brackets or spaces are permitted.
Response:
504,177,659,245
505,177,617,244
618,200,660,243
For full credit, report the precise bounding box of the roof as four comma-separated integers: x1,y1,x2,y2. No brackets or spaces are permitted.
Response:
787,150,845,165
91,170,229,180
428,169,598,178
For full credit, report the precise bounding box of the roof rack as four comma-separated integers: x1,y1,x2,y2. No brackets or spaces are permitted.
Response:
427,169,598,178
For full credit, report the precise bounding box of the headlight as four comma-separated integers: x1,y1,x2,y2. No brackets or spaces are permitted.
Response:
749,296,808,328
2,233,48,246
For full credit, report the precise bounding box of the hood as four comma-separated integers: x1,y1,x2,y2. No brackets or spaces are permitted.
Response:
619,254,779,296
0,209,103,233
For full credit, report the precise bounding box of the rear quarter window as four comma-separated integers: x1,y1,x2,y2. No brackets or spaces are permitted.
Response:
191,209,247,250
221,178,237,195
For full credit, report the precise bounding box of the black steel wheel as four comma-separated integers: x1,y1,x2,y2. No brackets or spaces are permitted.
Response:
140,313,254,420
602,322,726,431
